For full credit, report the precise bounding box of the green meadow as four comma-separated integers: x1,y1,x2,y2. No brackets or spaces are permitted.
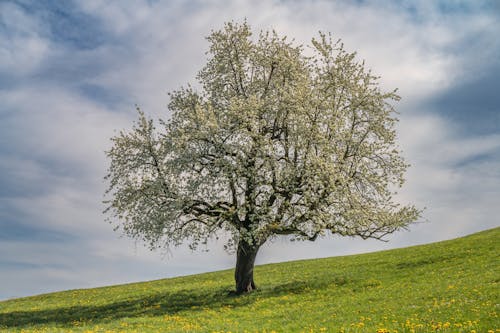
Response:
0,228,498,333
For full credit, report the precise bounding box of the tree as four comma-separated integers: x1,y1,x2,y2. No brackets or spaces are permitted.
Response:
104,21,420,294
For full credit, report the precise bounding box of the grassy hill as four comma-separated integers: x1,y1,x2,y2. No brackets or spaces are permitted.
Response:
0,228,498,333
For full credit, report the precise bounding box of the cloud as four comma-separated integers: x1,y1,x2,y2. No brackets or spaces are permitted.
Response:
0,2,51,78
396,111,500,240
0,0,499,300
427,66,500,135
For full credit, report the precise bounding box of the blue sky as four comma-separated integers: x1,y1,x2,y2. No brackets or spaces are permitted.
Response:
1,0,499,300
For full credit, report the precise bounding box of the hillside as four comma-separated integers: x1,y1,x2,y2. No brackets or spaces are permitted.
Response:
0,228,498,333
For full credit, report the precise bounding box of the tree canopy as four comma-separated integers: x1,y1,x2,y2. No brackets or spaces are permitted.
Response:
105,21,420,294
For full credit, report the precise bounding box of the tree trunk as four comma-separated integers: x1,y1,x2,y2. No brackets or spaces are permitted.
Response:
234,239,259,294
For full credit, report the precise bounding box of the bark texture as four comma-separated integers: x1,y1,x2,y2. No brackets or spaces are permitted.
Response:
234,240,259,294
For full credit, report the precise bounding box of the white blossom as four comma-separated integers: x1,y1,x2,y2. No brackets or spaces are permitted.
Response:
105,21,420,255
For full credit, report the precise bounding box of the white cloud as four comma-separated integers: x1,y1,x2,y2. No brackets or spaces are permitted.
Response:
0,2,52,76
397,112,500,238
1,85,132,175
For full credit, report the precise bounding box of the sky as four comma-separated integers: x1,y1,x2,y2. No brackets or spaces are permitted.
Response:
1,0,499,300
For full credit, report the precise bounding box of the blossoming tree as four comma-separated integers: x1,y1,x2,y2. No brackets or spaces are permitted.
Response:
105,21,420,294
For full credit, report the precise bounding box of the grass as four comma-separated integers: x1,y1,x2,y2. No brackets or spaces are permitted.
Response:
0,228,498,333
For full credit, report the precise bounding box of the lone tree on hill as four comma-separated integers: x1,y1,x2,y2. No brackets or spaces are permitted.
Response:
105,21,420,294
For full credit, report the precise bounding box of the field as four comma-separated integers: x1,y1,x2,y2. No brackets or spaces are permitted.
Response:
0,228,498,332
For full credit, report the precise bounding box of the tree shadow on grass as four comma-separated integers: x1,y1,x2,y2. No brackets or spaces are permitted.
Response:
0,276,349,329
0,274,353,328
0,286,240,328
0,287,222,327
